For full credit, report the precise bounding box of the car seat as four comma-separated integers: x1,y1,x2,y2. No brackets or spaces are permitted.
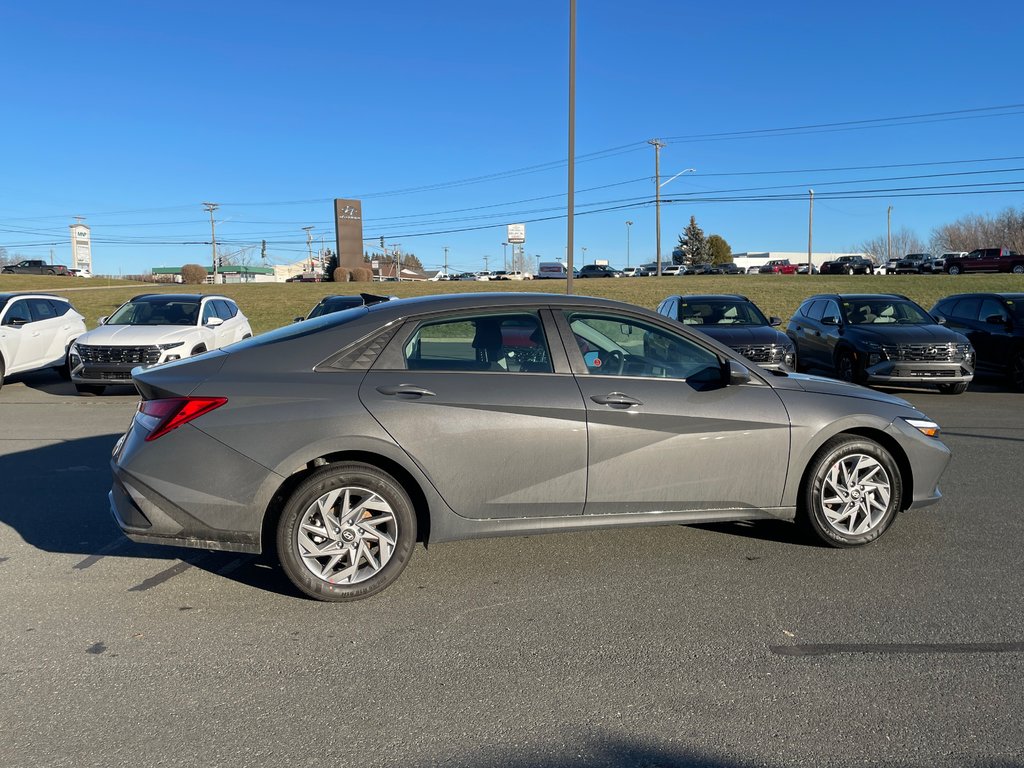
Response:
471,319,504,369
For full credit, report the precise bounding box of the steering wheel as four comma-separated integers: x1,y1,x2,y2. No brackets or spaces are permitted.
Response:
603,350,624,375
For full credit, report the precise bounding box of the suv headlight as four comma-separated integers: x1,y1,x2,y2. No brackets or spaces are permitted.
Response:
863,341,888,366
782,346,796,369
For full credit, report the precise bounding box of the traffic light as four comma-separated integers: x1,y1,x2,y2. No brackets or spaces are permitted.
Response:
380,236,385,249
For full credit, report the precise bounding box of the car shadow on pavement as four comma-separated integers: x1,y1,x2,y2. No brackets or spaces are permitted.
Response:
0,432,302,598
690,518,819,548
11,367,138,398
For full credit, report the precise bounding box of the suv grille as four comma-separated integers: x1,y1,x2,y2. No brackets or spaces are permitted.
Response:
882,343,969,362
77,344,161,365
734,344,785,363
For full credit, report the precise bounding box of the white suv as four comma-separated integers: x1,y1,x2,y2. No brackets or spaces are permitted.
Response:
0,293,86,391
70,293,252,394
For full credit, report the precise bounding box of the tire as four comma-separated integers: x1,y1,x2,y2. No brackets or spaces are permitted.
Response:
0,356,5,392
56,349,72,380
800,436,902,547
847,267,855,275
74,383,105,395
1012,264,1024,275
190,344,207,356
947,265,961,275
1010,351,1024,392
835,347,865,384
276,462,417,602
46,269,55,275
938,382,969,395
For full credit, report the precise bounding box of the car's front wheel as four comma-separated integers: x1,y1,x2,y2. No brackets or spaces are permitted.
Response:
1010,351,1024,392
801,436,902,547
835,348,865,384
938,382,969,395
947,265,961,275
276,463,417,601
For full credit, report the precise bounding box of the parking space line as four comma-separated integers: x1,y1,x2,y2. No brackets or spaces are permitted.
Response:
73,539,129,570
771,641,1024,657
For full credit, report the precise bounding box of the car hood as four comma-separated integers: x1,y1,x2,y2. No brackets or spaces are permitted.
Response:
846,325,967,345
772,372,914,407
695,325,790,347
75,324,200,346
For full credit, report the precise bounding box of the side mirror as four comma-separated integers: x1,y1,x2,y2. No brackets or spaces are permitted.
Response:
293,316,306,323
934,315,947,325
822,316,841,326
98,316,108,325
4,317,27,328
769,316,782,327
727,360,752,385
205,316,224,327
985,314,1008,326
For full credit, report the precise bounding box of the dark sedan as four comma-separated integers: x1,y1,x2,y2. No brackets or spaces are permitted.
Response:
656,294,795,371
110,293,952,601
931,292,1024,390
786,293,975,394
295,293,393,322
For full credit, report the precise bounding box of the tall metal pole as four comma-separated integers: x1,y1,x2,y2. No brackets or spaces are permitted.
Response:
203,202,219,283
626,220,633,267
807,189,814,272
502,242,508,271
649,139,666,276
443,246,449,277
566,0,576,295
887,205,893,265
302,226,314,271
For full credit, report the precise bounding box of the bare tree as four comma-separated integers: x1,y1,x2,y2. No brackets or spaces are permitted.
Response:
856,227,926,265
930,207,1024,254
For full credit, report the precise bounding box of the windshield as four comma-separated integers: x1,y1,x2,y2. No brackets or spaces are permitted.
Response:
841,299,933,325
677,299,769,326
106,298,200,326
307,297,364,319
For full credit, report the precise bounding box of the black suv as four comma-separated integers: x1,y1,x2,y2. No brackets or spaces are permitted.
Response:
930,293,1024,390
893,253,934,274
657,294,795,371
786,293,974,394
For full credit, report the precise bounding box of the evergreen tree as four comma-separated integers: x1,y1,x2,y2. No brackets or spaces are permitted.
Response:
677,216,710,265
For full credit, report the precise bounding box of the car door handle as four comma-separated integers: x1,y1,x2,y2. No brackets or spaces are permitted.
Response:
591,393,643,408
376,384,436,398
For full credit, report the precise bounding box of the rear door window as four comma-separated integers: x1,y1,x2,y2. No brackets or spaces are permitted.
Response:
403,313,552,373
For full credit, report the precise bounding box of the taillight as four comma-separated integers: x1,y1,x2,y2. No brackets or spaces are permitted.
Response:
139,397,227,441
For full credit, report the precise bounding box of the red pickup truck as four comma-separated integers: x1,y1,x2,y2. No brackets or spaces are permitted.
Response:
944,248,1024,275
758,259,798,275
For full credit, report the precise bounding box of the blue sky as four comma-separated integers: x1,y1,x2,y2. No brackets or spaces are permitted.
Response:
2,0,1023,275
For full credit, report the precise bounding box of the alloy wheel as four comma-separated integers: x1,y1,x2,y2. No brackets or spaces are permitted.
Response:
819,454,892,536
297,486,398,585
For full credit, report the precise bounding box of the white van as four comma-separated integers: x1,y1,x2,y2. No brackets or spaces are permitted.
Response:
536,262,569,279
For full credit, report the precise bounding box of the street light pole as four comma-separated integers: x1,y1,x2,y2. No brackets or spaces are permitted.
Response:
807,190,814,272
581,245,587,263
203,202,218,283
625,220,633,267
502,242,508,271
887,205,893,266
302,226,315,272
566,0,576,295
649,139,666,276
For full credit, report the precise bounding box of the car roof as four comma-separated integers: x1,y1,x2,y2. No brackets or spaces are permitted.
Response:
666,294,752,302
128,293,229,302
937,292,1024,301
0,292,70,302
803,293,912,302
362,292,654,318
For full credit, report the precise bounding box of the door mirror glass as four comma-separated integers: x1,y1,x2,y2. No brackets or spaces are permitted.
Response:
728,360,752,385
205,316,225,327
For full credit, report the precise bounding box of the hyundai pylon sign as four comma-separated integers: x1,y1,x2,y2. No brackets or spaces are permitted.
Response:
334,199,364,271
506,223,526,244
69,223,92,272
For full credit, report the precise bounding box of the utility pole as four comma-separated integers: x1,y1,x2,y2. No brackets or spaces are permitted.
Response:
203,202,219,283
566,0,576,295
581,245,587,263
483,255,490,273
807,190,814,272
625,220,633,267
443,246,449,277
887,205,893,266
302,226,314,271
502,242,508,271
649,139,666,276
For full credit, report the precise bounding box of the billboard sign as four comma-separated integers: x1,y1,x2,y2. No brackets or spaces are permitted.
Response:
69,223,92,272
506,223,526,244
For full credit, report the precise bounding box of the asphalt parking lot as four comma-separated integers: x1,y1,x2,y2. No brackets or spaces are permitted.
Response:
2,370,1023,768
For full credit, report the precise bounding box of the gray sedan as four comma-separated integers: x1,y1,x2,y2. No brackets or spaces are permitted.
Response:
110,293,951,601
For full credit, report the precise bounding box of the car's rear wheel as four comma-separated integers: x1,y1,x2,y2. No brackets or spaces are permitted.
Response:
847,267,855,275
0,356,5,391
835,348,865,385
1010,351,1024,392
74,383,105,395
947,265,961,275
801,436,902,547
1013,264,1024,275
57,348,72,380
938,382,969,395
276,463,416,601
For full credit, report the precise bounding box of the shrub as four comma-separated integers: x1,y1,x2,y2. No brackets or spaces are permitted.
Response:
351,267,373,282
180,264,208,284
333,267,351,283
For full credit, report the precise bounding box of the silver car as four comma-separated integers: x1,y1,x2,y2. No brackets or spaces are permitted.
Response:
110,293,951,601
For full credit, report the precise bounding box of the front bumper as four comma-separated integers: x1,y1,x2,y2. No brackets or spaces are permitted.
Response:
884,418,952,510
72,363,138,385
865,360,974,385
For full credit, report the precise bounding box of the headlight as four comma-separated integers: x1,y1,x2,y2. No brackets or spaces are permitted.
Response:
863,342,887,366
783,347,795,369
964,347,975,365
159,342,185,350
905,418,941,438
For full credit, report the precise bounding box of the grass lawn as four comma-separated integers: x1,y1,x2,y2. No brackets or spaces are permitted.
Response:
4,273,1024,335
